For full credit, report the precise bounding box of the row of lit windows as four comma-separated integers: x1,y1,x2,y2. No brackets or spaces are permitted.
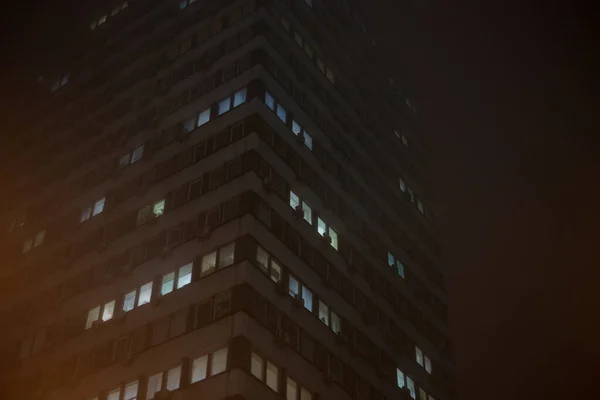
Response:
397,368,436,400
265,91,314,151
118,144,144,168
50,74,69,92
251,351,313,400
398,177,427,216
89,2,128,31
183,88,247,134
289,190,338,250
21,229,46,254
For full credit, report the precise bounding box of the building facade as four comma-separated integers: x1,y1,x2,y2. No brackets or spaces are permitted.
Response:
0,1,455,400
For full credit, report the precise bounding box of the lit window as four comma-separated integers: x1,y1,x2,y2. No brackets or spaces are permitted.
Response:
331,311,341,334
265,91,275,110
138,282,152,306
60,74,69,87
266,361,279,391
218,242,235,268
22,239,33,254
289,276,299,297
80,207,92,222
102,300,115,322
51,81,60,92
289,191,300,209
407,376,416,399
197,108,211,127
90,21,97,30
302,201,312,224
201,251,217,276
137,206,151,226
388,252,395,267
408,188,415,202
302,286,313,311
300,387,312,400
417,199,425,214
294,32,303,47
326,68,335,83
281,16,290,32
179,0,188,9
183,117,195,133
396,260,405,278
318,301,329,326
317,218,327,236
153,199,165,217
166,365,181,391
330,228,338,250
177,263,193,289
287,377,297,400
425,356,432,374
147,372,163,400
86,306,100,329
218,97,231,115
317,58,325,73
270,260,282,283
33,230,45,248
419,389,428,400
399,178,407,192
93,197,106,216
98,15,107,25
304,43,314,59
402,134,409,147
304,130,313,150
123,290,136,312
131,145,144,164
397,368,405,388
210,348,227,375
292,120,302,135
161,272,175,295
191,355,208,383
233,88,247,107
119,153,130,167
276,104,287,123
257,246,269,273
107,389,120,400
251,352,263,379
416,346,424,366
124,381,138,400
111,7,119,16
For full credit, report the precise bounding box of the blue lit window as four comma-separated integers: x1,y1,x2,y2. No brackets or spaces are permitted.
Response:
303,130,313,150
197,108,210,127
233,88,247,107
218,97,231,115
292,120,302,135
276,104,287,123
265,91,275,110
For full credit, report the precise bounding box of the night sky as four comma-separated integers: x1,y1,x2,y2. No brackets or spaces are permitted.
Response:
1,1,598,399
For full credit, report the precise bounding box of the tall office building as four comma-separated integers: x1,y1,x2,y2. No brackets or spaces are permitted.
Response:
0,1,455,400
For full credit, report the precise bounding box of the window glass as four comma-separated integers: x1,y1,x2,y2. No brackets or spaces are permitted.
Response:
107,389,120,400
289,276,299,297
257,246,269,272
119,153,130,167
167,365,182,391
304,43,314,58
294,32,303,46
251,352,263,379
326,68,335,83
98,15,107,25
153,199,165,217
218,242,235,268
191,355,208,383
102,300,115,322
131,145,144,163
124,381,139,400
415,347,424,366
123,290,136,312
317,58,325,72
304,131,313,150
292,120,302,135
399,178,407,192
388,252,395,267
270,260,282,283
418,200,425,214
147,372,163,400
425,356,432,374
276,104,287,122
210,348,228,375
419,389,428,400
138,282,153,305
80,207,92,222
183,117,195,133
201,251,217,276
319,301,330,326
265,91,275,110
86,306,100,329
93,197,106,216
161,272,175,295
331,311,341,334
407,377,416,399
286,377,297,400
290,191,300,209
302,202,312,225
233,88,247,107
22,239,33,254
397,368,405,388
198,108,211,127
177,263,193,289
396,260,405,278
218,97,231,115
33,230,45,247
266,361,279,391
302,286,313,311
329,228,338,250
317,218,326,236
300,387,312,400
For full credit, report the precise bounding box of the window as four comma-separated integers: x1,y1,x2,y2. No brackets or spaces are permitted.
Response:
287,377,297,400
402,134,409,147
80,207,92,223
317,218,326,236
271,260,282,283
107,389,120,400
22,239,33,254
318,301,329,326
147,372,163,400
119,153,130,167
210,348,227,375
289,275,312,311
177,263,193,289
304,0,313,7
265,91,275,110
153,199,165,217
123,290,136,312
197,108,211,127
388,252,406,278
415,346,424,367
161,272,175,295
111,6,120,16
266,361,279,391
251,352,264,379
131,145,144,164
86,306,100,329
419,389,428,400
276,104,287,122
257,246,269,272
281,16,290,32
290,191,312,224
201,251,217,276
191,355,208,383
417,199,425,214
302,201,312,224
301,387,312,400
399,178,407,192
218,96,231,115
166,365,181,391
317,218,338,250
102,300,115,322
317,58,325,73
93,197,106,216
289,276,299,297
138,282,152,306
304,131,313,150
304,43,314,59
292,120,302,135
294,32,303,47
218,242,235,268
397,368,405,388
406,376,416,399
33,230,45,247
326,68,335,83
290,191,300,209
98,15,107,25
425,356,432,374
302,286,313,311
331,311,341,334
124,381,138,400
233,88,247,107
